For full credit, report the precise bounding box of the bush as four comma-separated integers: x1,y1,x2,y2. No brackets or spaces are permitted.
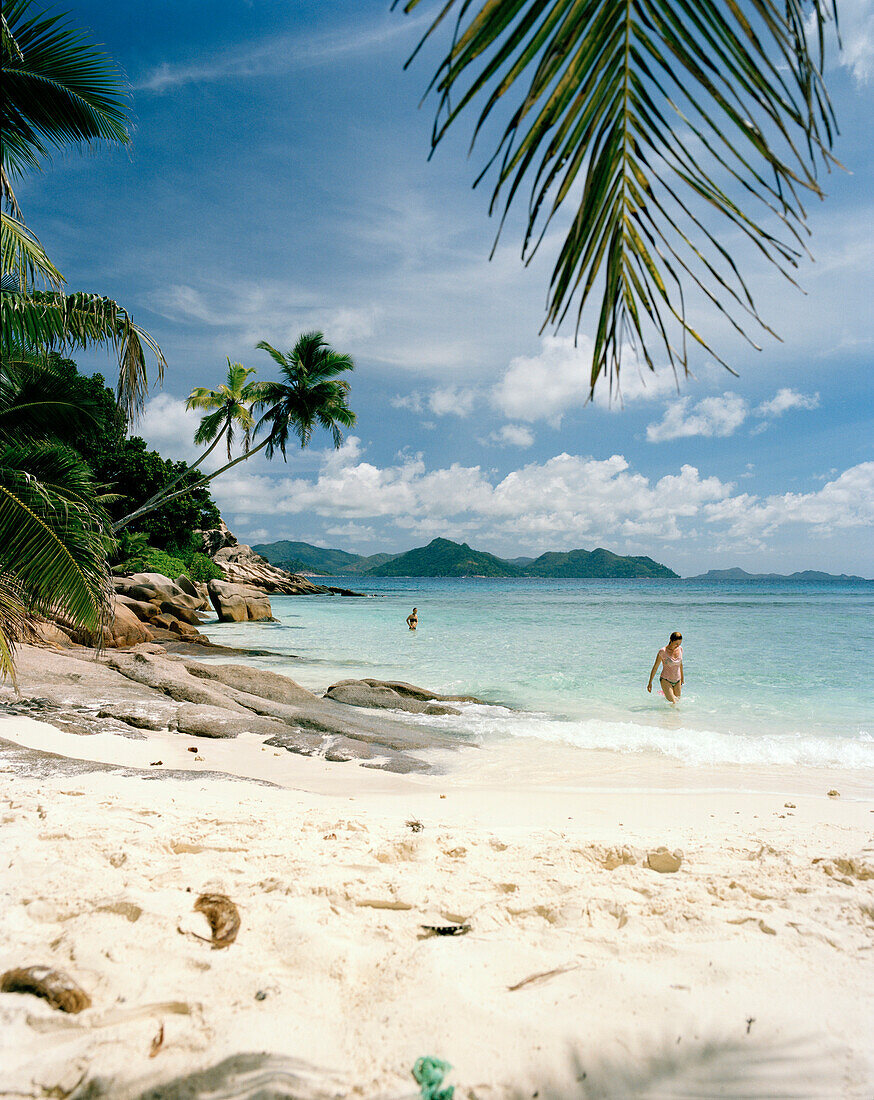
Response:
140,548,188,579
185,552,222,583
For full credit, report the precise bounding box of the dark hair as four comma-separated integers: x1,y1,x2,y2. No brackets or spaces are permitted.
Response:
669,631,682,642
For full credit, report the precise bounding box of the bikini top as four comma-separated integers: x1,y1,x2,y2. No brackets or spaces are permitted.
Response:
659,645,683,671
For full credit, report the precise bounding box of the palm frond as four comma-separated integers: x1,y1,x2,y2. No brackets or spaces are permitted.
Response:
0,351,102,442
0,439,111,675
398,0,838,394
1,0,130,183
0,289,165,420
1,211,63,291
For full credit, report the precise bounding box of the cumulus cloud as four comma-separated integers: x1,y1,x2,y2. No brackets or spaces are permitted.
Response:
704,462,874,540
210,437,874,561
487,424,536,448
392,386,480,418
755,388,820,418
428,386,479,417
646,394,749,442
210,444,734,550
647,387,821,442
138,394,203,462
492,336,676,425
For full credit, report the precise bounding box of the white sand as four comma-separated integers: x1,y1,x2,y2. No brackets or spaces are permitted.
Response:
1,713,872,1098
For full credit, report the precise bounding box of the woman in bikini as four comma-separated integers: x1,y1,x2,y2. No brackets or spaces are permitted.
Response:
647,631,684,704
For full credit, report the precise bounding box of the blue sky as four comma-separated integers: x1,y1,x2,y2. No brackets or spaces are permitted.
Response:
22,0,874,575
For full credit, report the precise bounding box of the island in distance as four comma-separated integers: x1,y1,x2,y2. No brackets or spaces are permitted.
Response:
687,567,873,583
254,537,678,579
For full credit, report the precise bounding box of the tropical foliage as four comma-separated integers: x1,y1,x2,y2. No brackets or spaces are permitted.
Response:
0,0,170,674
398,0,839,395
1,0,164,419
113,333,357,528
113,360,262,532
0,356,113,679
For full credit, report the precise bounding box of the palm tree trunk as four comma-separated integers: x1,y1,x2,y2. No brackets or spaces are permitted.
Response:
112,427,228,533
112,436,271,533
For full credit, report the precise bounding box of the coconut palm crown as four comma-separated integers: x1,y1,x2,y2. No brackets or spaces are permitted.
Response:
255,333,357,457
187,360,263,461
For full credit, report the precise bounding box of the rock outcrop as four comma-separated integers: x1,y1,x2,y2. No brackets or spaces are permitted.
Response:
207,580,274,622
108,573,210,643
8,645,461,772
196,522,364,597
324,678,485,715
325,680,461,716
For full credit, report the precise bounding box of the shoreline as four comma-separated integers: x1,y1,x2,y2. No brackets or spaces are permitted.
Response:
1,643,873,1098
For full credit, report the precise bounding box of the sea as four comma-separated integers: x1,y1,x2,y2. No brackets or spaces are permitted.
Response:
203,576,874,771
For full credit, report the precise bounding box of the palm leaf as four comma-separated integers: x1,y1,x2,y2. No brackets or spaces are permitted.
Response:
0,289,165,420
1,0,130,184
1,211,63,291
0,439,111,676
398,0,838,394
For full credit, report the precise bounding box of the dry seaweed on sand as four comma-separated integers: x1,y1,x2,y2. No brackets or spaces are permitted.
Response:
193,892,241,948
0,965,91,1013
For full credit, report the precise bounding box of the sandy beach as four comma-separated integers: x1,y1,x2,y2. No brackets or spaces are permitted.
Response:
1,662,872,1099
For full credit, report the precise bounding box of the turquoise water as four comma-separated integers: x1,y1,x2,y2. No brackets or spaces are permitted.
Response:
204,577,874,769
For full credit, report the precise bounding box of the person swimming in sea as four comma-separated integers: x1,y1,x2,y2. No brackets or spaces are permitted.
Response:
647,631,684,704
406,607,418,630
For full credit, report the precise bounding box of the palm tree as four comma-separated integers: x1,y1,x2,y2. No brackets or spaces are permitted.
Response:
1,0,164,420
0,429,112,683
112,333,357,528
254,333,356,455
113,360,262,533
397,1,839,397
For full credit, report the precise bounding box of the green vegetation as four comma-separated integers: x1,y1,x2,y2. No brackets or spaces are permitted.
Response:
114,333,357,532
521,548,677,579
368,539,524,578
252,540,397,576
115,532,222,583
401,0,838,394
0,1,166,675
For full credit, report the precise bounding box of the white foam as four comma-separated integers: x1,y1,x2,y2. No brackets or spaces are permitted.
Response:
416,704,874,769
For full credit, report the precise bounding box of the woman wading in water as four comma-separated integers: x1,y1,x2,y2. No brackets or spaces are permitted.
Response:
647,631,684,704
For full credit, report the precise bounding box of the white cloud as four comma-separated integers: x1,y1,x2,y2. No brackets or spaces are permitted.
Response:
391,386,479,417
487,424,536,448
646,394,749,442
826,0,874,84
206,440,874,560
427,386,478,417
647,387,821,443
391,392,424,413
150,281,378,351
492,336,678,426
755,388,820,417
704,462,874,539
138,394,202,462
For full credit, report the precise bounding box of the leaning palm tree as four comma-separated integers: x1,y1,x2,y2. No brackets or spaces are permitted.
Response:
397,0,839,397
1,0,164,419
112,360,263,533
111,334,357,528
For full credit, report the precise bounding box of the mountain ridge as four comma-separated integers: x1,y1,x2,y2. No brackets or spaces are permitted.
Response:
254,537,678,578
